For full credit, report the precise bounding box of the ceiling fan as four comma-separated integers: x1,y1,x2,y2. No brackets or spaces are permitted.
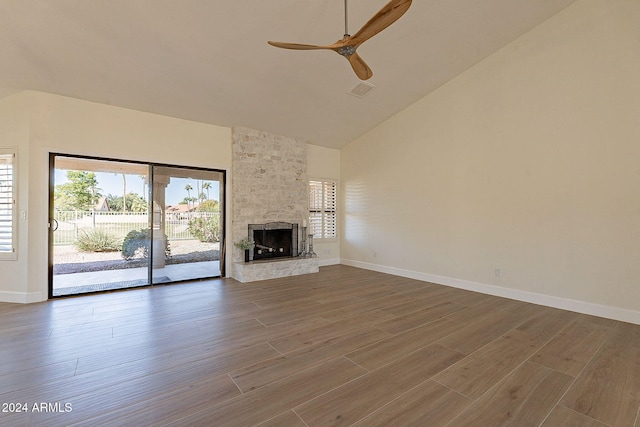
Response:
268,0,412,80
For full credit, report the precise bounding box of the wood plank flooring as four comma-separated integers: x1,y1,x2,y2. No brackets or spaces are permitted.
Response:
0,265,639,426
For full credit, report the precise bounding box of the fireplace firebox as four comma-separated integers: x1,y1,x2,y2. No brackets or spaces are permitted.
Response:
248,222,298,261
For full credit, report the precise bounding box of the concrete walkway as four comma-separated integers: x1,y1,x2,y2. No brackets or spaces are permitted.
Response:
53,261,220,296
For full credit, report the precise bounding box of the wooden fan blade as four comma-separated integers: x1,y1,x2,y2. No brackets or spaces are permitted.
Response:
268,41,331,50
346,51,374,80
351,0,412,45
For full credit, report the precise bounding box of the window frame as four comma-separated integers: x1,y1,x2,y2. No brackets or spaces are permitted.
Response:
0,148,17,260
308,178,338,241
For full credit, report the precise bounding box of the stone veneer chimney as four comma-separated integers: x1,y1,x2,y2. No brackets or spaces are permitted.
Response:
231,127,312,281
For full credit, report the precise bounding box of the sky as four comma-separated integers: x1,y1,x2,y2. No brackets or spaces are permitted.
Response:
54,170,220,206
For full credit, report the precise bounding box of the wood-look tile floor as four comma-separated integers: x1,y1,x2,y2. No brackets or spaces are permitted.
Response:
1,265,639,426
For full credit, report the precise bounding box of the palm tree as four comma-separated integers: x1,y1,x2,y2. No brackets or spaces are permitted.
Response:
113,173,127,213
121,173,127,213
139,175,148,200
185,184,193,209
202,181,212,200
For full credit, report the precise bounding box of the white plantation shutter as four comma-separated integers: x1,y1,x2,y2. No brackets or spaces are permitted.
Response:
0,150,16,257
309,180,337,239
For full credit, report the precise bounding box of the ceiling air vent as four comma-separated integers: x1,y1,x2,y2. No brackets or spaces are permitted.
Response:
348,81,376,98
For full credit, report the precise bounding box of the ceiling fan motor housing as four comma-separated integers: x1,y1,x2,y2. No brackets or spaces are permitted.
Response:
338,45,356,57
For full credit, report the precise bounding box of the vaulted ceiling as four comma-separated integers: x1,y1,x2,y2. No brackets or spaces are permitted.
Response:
0,0,579,149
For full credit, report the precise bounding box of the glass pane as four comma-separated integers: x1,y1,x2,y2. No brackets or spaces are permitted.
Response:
151,166,223,284
51,156,151,296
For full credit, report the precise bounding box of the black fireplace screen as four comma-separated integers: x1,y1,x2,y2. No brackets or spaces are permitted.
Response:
248,222,298,261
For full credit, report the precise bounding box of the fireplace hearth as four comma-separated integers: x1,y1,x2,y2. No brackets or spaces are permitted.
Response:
248,222,298,261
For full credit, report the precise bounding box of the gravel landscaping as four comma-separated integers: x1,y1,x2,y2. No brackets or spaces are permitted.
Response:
54,240,220,274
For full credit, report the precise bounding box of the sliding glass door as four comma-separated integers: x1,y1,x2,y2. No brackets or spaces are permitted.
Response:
150,165,224,285
49,154,225,297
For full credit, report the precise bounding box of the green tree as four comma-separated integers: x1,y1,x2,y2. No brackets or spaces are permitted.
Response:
54,171,101,211
106,192,148,212
129,193,148,212
106,194,122,211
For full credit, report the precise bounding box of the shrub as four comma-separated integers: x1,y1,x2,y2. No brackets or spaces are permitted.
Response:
121,228,171,260
188,215,220,243
75,229,122,252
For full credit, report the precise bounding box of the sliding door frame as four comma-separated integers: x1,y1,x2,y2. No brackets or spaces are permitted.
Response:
48,152,226,299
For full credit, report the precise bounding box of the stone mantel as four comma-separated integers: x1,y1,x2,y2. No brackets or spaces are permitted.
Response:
233,257,319,283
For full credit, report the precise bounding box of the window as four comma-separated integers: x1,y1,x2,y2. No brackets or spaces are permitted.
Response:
309,179,337,239
0,149,16,259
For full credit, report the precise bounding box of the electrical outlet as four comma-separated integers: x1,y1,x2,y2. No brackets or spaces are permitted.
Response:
495,268,502,278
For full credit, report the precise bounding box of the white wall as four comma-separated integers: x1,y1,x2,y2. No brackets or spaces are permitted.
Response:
341,0,640,323
0,91,232,302
0,91,343,302
0,93,31,301
308,144,341,265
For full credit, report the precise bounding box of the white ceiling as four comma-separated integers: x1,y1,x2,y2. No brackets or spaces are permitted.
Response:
0,0,579,149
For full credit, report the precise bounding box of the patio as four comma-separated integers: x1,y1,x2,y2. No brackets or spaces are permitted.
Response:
53,240,221,296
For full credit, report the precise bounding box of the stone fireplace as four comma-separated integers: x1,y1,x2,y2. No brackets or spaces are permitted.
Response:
231,127,318,282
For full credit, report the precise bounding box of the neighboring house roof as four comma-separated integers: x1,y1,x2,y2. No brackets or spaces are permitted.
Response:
166,203,198,213
94,196,110,212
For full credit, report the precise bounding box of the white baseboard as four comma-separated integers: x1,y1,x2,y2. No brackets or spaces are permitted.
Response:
341,259,640,326
0,291,46,304
318,258,341,267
